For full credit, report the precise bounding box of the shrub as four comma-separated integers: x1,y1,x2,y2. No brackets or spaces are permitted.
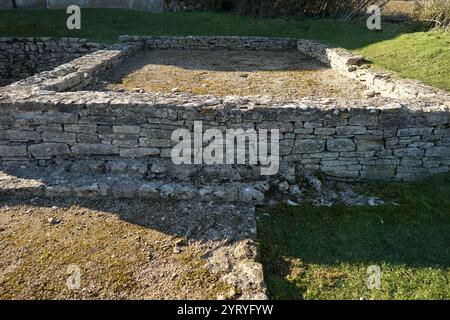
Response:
413,0,450,30
233,0,388,19
165,0,389,19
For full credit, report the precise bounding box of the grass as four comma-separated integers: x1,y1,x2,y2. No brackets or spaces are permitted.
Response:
0,9,413,46
1,9,449,91
359,30,450,93
258,173,450,300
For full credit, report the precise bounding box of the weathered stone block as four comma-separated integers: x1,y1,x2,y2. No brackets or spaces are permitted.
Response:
327,138,356,152
119,147,160,158
15,112,47,125
0,145,27,157
71,143,119,155
256,121,293,133
239,187,264,204
45,186,71,197
293,139,325,153
112,139,139,148
139,138,172,148
336,126,367,136
65,124,97,134
361,164,396,180
46,112,78,124
113,125,141,134
108,161,128,173
393,147,424,159
160,184,196,200
73,183,110,198
349,110,378,126
356,139,383,152
77,134,101,143
42,131,76,144
138,182,162,199
314,128,336,135
111,183,138,199
397,128,433,137
322,166,359,179
7,130,41,142
425,146,450,158
29,143,70,158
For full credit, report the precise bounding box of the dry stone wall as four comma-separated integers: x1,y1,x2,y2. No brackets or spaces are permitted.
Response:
0,36,449,184
118,35,298,50
297,39,450,103
0,37,105,86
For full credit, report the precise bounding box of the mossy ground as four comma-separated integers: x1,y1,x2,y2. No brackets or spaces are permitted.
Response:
0,198,229,300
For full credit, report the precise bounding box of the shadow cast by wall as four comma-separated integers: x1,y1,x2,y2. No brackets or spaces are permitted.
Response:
258,185,450,273
0,194,255,244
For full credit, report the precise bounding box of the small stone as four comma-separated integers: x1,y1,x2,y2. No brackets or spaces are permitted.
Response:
306,175,323,193
48,217,61,225
239,187,265,204
171,87,180,93
327,138,356,152
289,184,302,196
175,239,188,247
233,241,257,260
278,181,289,192
363,90,377,98
109,161,128,174
226,288,238,299
173,246,182,254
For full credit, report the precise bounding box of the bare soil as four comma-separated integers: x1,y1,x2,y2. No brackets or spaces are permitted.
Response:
0,197,256,300
97,49,368,100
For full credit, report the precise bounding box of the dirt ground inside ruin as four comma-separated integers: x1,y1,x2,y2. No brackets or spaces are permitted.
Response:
0,197,256,300
97,49,368,100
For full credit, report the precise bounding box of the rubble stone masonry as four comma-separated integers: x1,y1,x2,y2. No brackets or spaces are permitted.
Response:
0,36,449,182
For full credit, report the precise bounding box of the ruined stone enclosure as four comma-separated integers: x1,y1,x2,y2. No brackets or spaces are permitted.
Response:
0,36,450,204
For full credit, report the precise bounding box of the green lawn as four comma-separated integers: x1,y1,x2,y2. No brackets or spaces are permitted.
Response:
258,174,450,300
1,9,449,91
359,30,450,93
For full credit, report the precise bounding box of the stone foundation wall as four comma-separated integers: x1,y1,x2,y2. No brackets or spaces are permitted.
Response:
118,36,450,105
118,35,298,50
1,94,449,182
297,39,450,103
1,36,449,182
0,37,105,86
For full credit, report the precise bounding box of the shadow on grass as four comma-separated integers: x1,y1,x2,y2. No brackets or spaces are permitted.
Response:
258,173,450,299
0,9,421,49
